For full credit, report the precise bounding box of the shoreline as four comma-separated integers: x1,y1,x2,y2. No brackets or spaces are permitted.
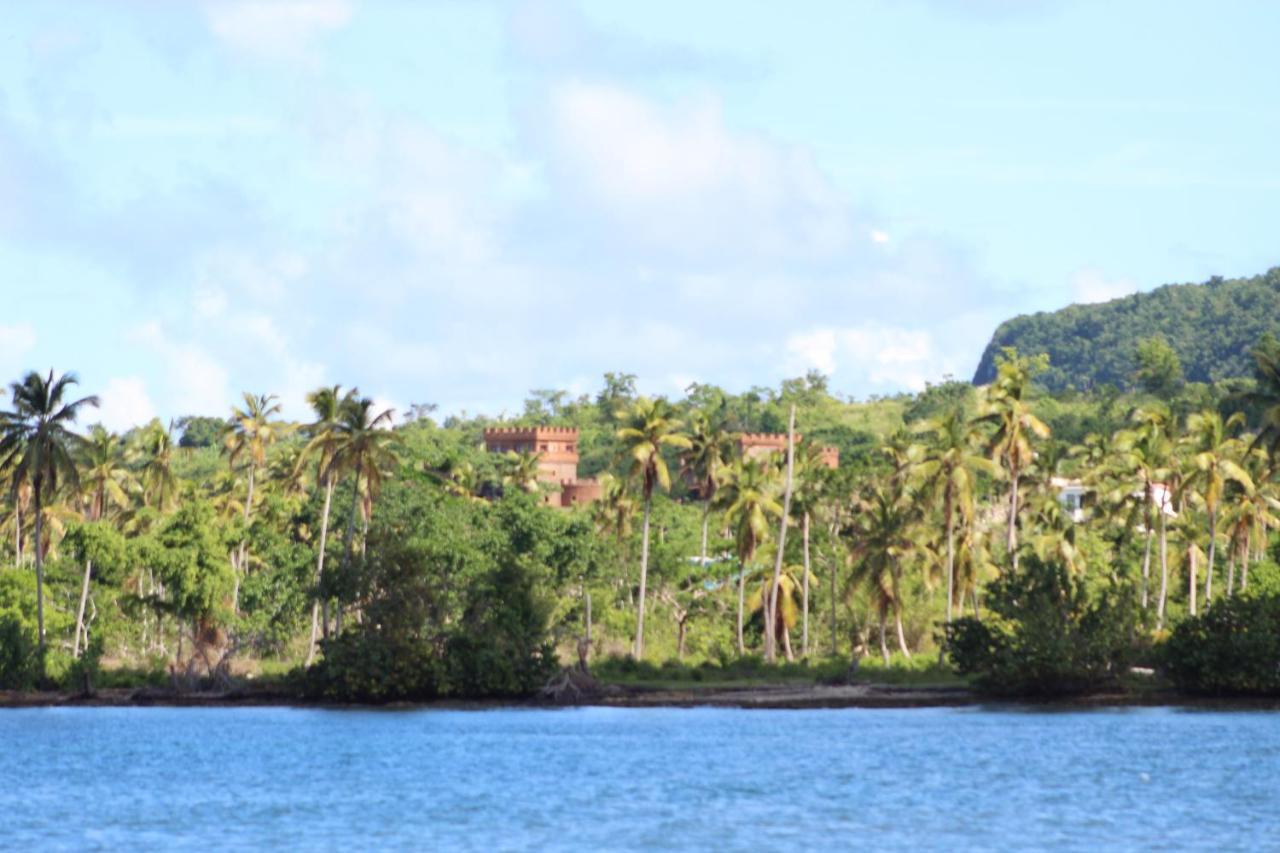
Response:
4,683,1280,712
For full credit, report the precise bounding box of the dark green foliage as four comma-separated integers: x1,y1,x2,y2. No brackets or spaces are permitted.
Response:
176,415,226,448
1162,595,1280,696
0,614,39,689
1133,335,1185,396
973,268,1280,390
944,556,1136,697
306,488,560,702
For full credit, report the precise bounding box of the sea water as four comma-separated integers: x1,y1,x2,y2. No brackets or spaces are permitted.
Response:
0,705,1276,850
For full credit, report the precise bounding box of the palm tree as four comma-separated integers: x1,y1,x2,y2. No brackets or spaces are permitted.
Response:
222,392,287,609
1114,406,1173,612
746,563,812,661
915,409,995,627
848,483,919,660
977,350,1050,571
297,385,356,664
79,426,132,523
1243,333,1280,462
790,441,831,657
614,397,690,659
682,410,735,573
1182,410,1252,606
0,370,99,654
764,405,797,663
716,456,782,655
501,451,543,495
132,419,180,512
331,396,398,565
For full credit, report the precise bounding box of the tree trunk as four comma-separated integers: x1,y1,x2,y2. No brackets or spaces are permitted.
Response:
1188,546,1198,617
1241,531,1251,592
801,511,810,658
633,494,652,659
1226,549,1236,597
13,504,20,569
306,475,336,666
877,609,889,665
944,485,956,625
1203,509,1216,607
234,463,256,614
892,558,911,659
765,405,796,663
1007,469,1020,571
782,623,794,662
1140,489,1154,610
676,616,687,659
73,559,93,657
33,483,44,656
1157,511,1170,630
699,500,710,570
737,556,747,656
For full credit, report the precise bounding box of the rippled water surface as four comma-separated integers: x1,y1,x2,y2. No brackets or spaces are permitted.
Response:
1,705,1277,850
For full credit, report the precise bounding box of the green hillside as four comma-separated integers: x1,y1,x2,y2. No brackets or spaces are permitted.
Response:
972,267,1280,390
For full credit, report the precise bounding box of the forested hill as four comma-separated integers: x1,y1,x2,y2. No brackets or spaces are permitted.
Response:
972,267,1280,391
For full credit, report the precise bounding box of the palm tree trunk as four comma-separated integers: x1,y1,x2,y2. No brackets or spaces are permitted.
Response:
1226,549,1236,597
699,500,710,569
765,405,796,663
1241,530,1251,592
891,558,911,659
1140,492,1154,610
1204,509,1217,606
1188,546,1198,617
801,511,811,657
13,504,21,569
33,483,45,657
1007,469,1020,571
782,623,794,662
73,559,93,658
634,494,652,659
877,609,889,665
306,475,335,666
1157,510,1170,629
944,486,956,625
234,463,256,613
337,460,364,633
737,556,748,656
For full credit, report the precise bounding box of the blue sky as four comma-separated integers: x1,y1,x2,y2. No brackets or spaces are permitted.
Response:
2,0,1277,428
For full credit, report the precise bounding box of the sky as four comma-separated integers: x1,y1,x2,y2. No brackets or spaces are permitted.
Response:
1,0,1278,429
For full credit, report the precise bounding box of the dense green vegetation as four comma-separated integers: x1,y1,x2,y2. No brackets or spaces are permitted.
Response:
973,267,1280,391
2,322,1280,701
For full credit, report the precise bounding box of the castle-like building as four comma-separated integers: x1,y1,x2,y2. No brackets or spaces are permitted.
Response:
482,426,602,508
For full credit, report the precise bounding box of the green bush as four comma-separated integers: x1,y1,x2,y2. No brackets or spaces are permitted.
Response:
944,556,1136,697
0,614,39,690
1162,595,1280,696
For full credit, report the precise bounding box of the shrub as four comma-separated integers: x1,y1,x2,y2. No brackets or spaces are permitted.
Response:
1162,595,1280,696
0,614,39,690
944,555,1136,697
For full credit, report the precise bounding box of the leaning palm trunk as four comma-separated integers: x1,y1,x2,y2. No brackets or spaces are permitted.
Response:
765,406,796,663
13,505,21,569
699,500,711,571
1226,551,1236,597
1241,530,1252,592
877,608,890,665
1007,469,1020,571
336,460,365,634
234,463,256,613
944,487,956,625
801,511,811,658
736,563,746,656
1188,546,1198,617
634,496,652,658
892,559,911,659
73,559,93,657
306,475,336,666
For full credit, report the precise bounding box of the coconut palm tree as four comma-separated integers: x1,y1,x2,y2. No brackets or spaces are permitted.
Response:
131,419,180,512
331,396,398,563
0,370,99,654
915,409,996,626
682,410,736,573
1113,405,1173,611
977,349,1050,571
790,441,832,657
1182,410,1252,606
79,426,133,523
501,451,543,495
1242,333,1280,462
614,397,690,659
716,456,781,655
746,563,812,661
296,385,356,664
222,392,287,609
847,482,920,660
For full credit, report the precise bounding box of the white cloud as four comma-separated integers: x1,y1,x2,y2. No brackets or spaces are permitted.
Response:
1070,268,1137,305
203,0,352,61
544,81,852,257
132,321,232,416
0,324,37,373
786,325,945,391
870,229,891,244
97,376,156,432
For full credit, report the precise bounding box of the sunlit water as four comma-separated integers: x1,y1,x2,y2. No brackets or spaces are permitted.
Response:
1,705,1276,850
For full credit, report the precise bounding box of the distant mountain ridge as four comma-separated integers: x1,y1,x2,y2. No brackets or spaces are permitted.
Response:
972,267,1280,390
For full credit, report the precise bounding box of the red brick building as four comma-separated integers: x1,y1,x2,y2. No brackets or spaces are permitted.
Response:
738,433,839,469
482,426,601,508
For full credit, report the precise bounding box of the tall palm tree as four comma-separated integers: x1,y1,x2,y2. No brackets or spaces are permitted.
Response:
790,441,831,657
764,405,797,663
915,409,995,626
1182,410,1252,605
1243,333,1280,462
79,426,133,523
1114,406,1173,612
717,457,782,655
746,563,811,661
847,483,919,661
977,350,1050,571
614,397,690,659
132,418,181,512
331,396,398,566
297,385,356,664
682,410,735,573
222,392,287,609
0,370,99,654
